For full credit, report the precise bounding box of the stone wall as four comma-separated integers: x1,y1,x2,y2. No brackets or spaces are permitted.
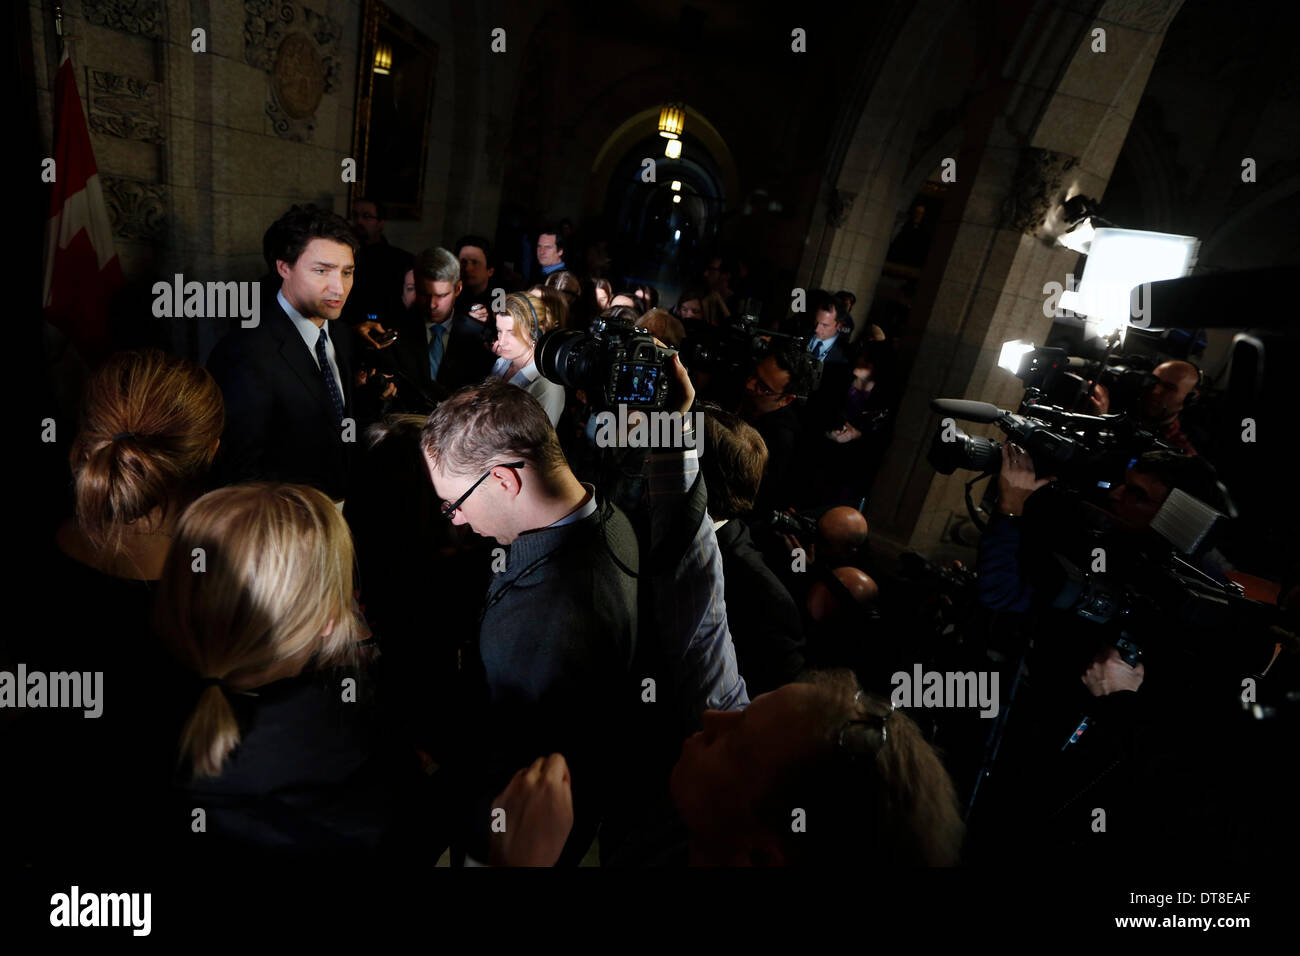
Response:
29,0,520,360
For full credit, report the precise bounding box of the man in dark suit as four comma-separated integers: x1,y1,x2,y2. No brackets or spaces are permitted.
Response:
698,403,806,696
386,247,495,413
803,290,853,433
207,205,360,501
806,291,851,366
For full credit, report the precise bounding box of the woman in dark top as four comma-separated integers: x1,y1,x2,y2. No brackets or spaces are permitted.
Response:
5,350,223,867
152,483,437,864
814,348,894,506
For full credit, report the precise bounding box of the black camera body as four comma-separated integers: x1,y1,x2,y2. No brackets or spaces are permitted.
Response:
927,393,1170,491
680,299,804,375
1041,356,1154,413
538,315,677,411
767,510,818,538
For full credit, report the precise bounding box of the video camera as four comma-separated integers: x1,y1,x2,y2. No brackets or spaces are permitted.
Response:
537,311,677,411
926,339,1181,505
1043,487,1283,676
1010,345,1158,414
927,397,1170,487
679,298,804,375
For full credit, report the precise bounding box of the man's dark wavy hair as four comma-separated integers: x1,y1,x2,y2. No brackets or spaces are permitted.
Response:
266,204,359,272
769,347,822,401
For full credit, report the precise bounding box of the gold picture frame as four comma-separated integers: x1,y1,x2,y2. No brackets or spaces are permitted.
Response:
350,0,438,220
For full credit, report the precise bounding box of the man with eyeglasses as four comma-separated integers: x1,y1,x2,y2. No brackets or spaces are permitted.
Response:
420,378,640,865
421,362,749,865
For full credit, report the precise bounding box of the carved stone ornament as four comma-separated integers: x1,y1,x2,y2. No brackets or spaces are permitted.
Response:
101,176,168,243
273,32,325,119
1000,147,1079,235
87,69,164,144
243,1,343,141
81,0,164,39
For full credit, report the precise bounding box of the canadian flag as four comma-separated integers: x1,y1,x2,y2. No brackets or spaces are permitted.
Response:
43,44,122,362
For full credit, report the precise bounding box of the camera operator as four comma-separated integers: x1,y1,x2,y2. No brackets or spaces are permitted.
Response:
1083,359,1202,457
980,446,1230,613
970,443,1234,866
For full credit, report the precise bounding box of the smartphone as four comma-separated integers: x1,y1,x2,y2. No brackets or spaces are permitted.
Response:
372,329,398,345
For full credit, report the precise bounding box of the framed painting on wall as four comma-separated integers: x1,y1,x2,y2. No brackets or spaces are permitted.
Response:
351,0,438,220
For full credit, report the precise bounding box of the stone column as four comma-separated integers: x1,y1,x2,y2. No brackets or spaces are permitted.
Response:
828,0,1185,554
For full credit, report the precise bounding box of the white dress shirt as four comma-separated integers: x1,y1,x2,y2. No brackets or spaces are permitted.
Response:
280,290,345,399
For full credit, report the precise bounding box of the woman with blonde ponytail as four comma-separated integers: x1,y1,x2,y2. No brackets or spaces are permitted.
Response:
153,483,430,857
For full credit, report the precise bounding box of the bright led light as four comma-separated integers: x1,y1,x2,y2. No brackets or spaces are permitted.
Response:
1058,227,1198,343
672,194,681,204
673,229,681,241
665,138,682,159
670,181,681,191
999,340,1035,375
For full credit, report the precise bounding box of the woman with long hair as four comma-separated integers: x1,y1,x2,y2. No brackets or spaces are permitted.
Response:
490,291,566,426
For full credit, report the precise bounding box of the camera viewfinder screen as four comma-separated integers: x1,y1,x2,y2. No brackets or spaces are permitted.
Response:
614,363,659,404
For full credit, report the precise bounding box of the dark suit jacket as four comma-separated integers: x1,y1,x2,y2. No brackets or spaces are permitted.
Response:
207,298,357,500
388,309,496,411
806,334,854,431
341,237,412,326
714,518,806,695
808,333,851,366
751,402,802,514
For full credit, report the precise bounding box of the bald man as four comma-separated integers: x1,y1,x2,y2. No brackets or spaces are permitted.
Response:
1090,360,1200,456
804,566,887,676
806,566,879,623
816,506,870,567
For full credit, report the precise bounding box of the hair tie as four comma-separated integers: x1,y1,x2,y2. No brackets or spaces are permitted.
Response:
199,676,226,691
112,431,135,442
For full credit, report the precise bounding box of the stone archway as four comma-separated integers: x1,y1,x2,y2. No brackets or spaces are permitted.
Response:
811,0,1187,554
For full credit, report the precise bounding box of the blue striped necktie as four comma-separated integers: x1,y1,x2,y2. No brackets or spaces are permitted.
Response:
428,323,446,380
315,327,344,423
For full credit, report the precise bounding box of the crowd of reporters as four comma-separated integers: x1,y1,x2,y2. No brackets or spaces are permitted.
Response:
7,199,1286,871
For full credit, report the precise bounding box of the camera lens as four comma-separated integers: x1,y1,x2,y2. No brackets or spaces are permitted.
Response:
537,329,586,389
928,426,1002,474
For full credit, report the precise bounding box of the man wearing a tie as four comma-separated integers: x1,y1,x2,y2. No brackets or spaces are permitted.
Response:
807,292,848,365
386,247,495,411
803,291,853,433
207,205,361,501
417,247,466,389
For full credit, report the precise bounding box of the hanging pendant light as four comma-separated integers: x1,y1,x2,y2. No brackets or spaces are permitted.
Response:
658,102,685,139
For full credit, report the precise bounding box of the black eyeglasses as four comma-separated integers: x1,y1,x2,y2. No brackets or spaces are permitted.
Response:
836,693,896,758
440,461,525,519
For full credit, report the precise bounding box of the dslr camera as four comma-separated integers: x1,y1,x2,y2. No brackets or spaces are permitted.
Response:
538,312,677,411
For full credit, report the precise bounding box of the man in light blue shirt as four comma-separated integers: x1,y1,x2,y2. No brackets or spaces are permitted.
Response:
536,225,567,276
807,294,846,364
